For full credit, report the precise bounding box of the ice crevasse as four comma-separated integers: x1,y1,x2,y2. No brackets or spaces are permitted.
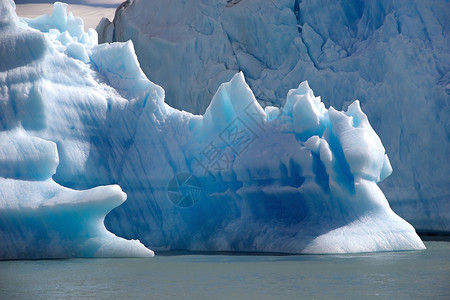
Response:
0,1,424,259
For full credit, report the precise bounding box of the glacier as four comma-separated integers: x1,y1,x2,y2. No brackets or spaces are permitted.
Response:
0,1,425,258
98,0,450,233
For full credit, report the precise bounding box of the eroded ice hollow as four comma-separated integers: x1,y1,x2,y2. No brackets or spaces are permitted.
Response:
0,1,424,259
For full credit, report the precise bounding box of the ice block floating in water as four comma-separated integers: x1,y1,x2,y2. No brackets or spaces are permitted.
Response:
0,1,424,259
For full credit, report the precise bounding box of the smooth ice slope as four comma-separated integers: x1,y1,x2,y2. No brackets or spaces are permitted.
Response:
0,1,153,259
0,1,424,256
99,0,450,232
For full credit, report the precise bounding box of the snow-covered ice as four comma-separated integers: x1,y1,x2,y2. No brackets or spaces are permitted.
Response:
99,0,450,232
0,1,425,258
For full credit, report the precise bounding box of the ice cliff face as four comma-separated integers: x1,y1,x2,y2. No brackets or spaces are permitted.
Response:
0,1,425,258
98,0,450,232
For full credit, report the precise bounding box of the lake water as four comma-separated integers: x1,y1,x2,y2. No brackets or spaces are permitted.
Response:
1,241,449,299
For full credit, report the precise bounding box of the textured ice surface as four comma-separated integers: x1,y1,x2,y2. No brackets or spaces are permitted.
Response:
0,1,153,259
99,0,450,232
0,1,425,257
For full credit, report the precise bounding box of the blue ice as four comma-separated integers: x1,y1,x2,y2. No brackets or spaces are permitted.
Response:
0,1,425,259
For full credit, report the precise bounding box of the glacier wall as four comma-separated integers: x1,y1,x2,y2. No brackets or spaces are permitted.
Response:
98,0,450,232
0,1,425,257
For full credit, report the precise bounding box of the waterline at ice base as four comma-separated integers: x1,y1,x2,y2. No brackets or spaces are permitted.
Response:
0,1,425,259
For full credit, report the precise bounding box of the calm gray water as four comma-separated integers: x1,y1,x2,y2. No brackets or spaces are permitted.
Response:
1,241,449,299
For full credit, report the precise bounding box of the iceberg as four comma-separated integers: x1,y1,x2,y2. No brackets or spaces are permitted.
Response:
99,0,450,233
0,1,424,258
0,1,153,259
